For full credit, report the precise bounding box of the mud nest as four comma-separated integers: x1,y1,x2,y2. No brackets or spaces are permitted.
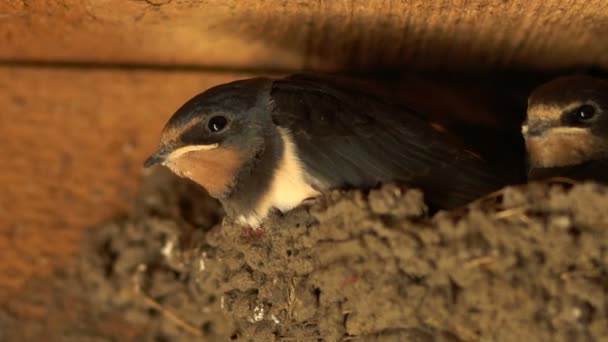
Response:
80,168,608,341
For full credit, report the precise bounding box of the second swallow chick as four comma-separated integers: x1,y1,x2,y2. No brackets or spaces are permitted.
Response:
523,75,608,182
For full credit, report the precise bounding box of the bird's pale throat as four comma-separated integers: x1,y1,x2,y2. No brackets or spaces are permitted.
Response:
526,128,608,168
164,146,244,197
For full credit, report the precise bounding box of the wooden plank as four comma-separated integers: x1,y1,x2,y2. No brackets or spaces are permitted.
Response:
1,0,607,70
0,67,253,292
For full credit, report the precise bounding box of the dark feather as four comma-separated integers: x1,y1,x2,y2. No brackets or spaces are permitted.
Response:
270,73,524,209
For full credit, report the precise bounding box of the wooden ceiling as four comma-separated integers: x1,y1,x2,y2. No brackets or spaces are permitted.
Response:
1,0,607,71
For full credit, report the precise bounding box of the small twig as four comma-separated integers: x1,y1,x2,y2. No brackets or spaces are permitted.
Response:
132,264,202,337
463,256,495,269
141,294,203,337
494,206,527,219
494,206,534,224
463,188,508,212
476,188,505,202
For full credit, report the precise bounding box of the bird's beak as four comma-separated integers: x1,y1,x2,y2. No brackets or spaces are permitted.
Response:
522,121,552,138
143,146,171,168
143,143,220,168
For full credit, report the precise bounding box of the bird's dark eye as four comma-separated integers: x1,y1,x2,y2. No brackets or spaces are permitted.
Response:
208,116,228,132
574,104,596,121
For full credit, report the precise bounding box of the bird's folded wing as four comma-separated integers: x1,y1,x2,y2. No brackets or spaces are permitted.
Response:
269,73,513,208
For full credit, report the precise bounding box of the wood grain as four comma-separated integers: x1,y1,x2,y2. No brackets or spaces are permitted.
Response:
1,0,607,71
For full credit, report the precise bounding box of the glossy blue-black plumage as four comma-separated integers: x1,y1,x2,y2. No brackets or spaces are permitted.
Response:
269,74,523,208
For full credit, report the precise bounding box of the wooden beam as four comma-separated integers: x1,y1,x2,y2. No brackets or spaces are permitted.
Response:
1,0,606,71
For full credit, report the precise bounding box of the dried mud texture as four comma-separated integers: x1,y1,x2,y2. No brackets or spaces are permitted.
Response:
82,169,608,341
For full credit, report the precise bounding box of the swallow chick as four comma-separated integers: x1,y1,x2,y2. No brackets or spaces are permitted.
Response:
144,73,521,228
523,75,608,182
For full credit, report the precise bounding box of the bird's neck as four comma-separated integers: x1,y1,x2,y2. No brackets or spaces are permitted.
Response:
219,129,284,220
529,158,608,183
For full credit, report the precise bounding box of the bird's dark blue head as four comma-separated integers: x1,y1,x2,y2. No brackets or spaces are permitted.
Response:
144,77,275,168
143,77,276,197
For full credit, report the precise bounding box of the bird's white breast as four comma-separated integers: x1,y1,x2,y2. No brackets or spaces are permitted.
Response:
236,128,320,227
